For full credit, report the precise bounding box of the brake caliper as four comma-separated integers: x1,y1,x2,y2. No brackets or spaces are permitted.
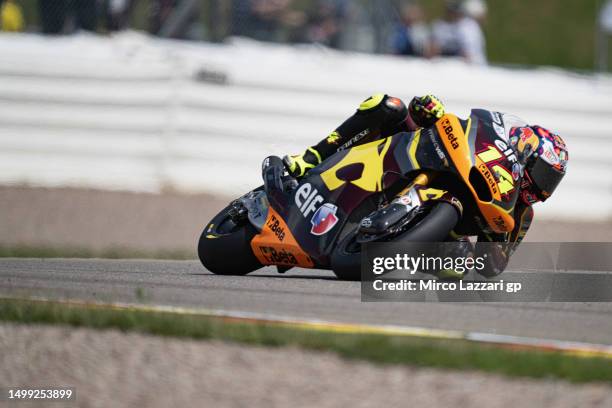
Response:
228,199,248,224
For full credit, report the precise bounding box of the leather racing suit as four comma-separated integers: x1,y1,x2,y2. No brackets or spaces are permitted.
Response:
285,94,535,278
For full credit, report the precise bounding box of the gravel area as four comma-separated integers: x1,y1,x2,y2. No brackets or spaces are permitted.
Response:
0,186,227,253
1,186,611,255
1,323,611,408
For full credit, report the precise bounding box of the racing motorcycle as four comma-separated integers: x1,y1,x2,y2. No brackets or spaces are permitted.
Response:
198,109,523,280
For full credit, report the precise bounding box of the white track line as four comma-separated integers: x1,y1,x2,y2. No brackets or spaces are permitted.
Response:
2,295,611,359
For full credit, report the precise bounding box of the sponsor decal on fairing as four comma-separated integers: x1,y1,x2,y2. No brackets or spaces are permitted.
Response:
310,203,339,235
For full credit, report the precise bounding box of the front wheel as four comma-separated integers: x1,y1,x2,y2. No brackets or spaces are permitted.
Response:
331,202,460,281
197,203,262,275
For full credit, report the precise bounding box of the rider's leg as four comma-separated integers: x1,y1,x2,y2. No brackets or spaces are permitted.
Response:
284,94,416,177
436,234,475,280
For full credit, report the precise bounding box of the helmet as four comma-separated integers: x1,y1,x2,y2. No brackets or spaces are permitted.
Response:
509,125,568,202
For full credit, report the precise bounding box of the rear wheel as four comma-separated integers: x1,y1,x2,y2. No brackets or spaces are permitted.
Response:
331,202,459,281
197,204,262,275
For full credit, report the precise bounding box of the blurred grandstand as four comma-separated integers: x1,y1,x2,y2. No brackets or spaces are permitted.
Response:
0,1,610,70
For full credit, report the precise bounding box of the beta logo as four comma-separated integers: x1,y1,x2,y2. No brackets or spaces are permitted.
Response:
441,118,459,149
310,203,339,236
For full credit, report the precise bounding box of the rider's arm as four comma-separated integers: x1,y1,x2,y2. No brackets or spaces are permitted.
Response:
475,202,534,276
285,94,445,177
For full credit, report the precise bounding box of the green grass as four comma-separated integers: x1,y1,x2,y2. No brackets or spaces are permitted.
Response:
0,298,610,383
0,245,195,260
421,0,604,71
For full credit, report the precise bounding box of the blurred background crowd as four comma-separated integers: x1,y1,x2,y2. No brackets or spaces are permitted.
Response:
0,0,611,70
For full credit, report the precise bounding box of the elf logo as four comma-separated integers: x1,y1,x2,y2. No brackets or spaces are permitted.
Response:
494,139,518,163
295,183,325,217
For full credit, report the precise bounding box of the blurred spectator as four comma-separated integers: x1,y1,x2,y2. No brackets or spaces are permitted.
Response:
103,0,133,32
231,0,304,42
0,0,24,32
431,0,487,65
334,1,375,52
303,0,346,48
462,0,487,24
149,0,202,39
149,0,177,35
458,0,487,64
391,1,430,57
37,0,98,34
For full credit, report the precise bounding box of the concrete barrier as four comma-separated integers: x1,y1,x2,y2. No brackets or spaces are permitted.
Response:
0,31,611,220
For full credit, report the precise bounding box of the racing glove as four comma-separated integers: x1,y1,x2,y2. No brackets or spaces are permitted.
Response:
283,147,322,178
437,237,475,280
408,94,446,128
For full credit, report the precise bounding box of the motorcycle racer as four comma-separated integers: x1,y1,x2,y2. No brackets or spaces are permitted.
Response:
284,94,569,278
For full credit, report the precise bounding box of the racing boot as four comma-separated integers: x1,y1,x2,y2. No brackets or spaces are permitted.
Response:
283,147,322,178
436,235,475,281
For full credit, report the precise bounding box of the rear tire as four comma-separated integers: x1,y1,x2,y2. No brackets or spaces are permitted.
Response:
331,202,459,281
197,204,262,275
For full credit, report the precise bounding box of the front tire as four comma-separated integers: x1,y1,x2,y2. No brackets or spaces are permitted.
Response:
197,204,262,275
331,202,459,281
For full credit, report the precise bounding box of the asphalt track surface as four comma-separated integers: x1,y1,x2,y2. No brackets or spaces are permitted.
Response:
1,258,611,345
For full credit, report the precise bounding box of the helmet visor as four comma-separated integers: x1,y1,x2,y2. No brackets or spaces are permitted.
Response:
528,157,565,200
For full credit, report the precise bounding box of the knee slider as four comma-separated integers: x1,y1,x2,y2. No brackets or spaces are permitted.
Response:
358,94,407,120
383,95,408,123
